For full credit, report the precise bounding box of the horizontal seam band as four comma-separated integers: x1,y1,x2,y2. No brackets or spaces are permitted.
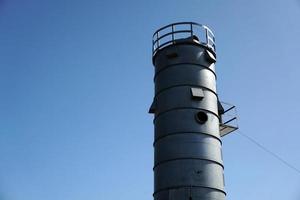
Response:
153,107,220,123
153,185,226,196
153,157,224,170
153,63,217,81
153,131,222,145
154,84,217,99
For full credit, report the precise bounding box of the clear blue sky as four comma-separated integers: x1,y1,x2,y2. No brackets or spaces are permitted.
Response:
1,0,300,199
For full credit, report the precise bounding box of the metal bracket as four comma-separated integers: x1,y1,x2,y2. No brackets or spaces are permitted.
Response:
191,87,204,100
219,102,239,137
149,100,156,114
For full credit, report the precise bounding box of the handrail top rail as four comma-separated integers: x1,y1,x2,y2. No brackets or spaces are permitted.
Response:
152,22,216,56
152,22,215,38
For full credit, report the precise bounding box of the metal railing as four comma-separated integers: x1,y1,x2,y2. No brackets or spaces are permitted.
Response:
152,22,216,56
219,101,239,137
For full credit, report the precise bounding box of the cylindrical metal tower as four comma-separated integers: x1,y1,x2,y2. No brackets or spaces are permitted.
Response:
149,22,226,200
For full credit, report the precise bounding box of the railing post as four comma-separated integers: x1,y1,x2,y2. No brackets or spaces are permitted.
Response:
205,28,209,45
152,22,216,57
157,32,160,49
171,25,174,44
152,38,154,54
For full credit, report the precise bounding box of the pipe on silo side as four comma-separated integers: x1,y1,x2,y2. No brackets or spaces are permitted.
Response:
150,37,225,200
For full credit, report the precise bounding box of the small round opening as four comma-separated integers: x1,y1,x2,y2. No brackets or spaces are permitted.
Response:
195,111,208,124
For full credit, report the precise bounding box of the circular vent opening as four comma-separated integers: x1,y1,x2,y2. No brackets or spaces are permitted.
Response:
195,111,208,124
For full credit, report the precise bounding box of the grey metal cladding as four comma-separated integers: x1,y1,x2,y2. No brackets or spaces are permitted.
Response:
154,65,217,95
154,160,225,192
154,110,220,140
154,86,218,116
154,188,226,200
153,44,216,74
168,188,189,200
189,188,226,200
151,23,225,200
154,134,223,167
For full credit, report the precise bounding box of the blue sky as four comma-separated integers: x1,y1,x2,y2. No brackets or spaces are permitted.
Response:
0,0,300,199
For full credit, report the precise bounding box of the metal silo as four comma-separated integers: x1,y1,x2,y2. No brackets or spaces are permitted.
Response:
149,22,238,200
